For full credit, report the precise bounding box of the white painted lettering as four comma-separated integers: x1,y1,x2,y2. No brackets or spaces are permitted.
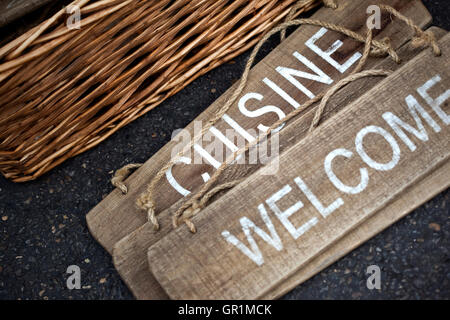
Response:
294,176,344,218
355,125,400,171
325,148,369,194
222,204,283,266
383,95,441,151
417,75,450,125
266,185,318,239
305,27,362,73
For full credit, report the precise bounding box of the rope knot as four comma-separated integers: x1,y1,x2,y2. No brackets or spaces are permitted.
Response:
146,205,159,231
184,219,197,234
137,195,159,231
184,201,203,217
370,37,400,63
110,163,143,194
184,201,203,233
172,200,202,233
111,177,128,194
323,0,338,9
412,30,441,56
378,4,441,57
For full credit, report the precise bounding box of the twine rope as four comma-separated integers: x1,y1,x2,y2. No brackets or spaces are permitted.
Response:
176,68,392,233
379,4,441,56
144,18,393,231
176,179,244,233
281,0,337,42
111,4,441,233
323,0,338,10
173,28,383,232
111,163,143,194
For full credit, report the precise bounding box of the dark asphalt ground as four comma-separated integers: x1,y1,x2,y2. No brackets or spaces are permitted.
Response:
0,1,449,300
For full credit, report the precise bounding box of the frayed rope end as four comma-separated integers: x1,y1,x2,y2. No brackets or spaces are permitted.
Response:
111,163,143,194
323,0,338,9
137,194,159,231
412,30,441,56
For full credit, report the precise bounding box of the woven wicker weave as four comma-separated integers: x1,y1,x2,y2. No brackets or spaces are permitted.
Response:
0,0,320,182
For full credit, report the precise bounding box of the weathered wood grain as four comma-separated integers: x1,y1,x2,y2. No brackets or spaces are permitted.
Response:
263,159,450,299
148,35,450,299
113,26,444,300
87,0,431,256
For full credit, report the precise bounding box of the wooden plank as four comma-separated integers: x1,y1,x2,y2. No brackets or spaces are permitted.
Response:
87,0,432,255
147,35,450,299
263,159,450,299
113,27,445,300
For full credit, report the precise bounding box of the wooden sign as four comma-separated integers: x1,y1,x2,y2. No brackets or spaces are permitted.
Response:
147,35,450,299
112,27,447,300
263,159,450,299
107,1,434,299
87,0,431,256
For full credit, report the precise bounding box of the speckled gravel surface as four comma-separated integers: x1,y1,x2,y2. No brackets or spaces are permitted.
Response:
0,1,449,300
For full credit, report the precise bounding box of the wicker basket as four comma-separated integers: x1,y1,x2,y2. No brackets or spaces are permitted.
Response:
0,0,320,182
